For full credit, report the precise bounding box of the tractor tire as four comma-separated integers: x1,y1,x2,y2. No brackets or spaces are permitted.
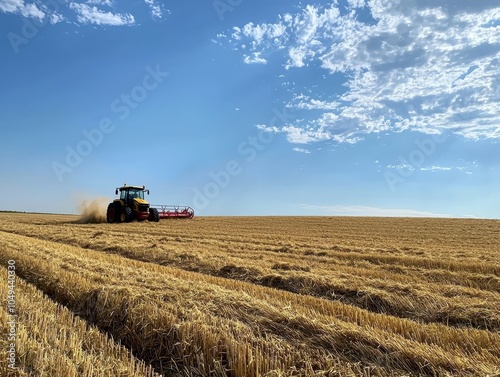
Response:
120,207,134,223
106,204,117,223
149,208,160,222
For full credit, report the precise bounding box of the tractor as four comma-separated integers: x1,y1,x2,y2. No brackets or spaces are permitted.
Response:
106,184,158,223
106,184,194,223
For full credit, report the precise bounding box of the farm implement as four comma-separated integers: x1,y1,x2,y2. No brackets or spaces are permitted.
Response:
151,204,194,219
106,184,194,223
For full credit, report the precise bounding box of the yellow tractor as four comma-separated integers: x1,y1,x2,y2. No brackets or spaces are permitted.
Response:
106,184,194,223
107,184,158,223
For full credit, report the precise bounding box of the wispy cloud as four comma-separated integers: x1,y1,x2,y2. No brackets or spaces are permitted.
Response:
387,162,478,174
293,147,311,154
0,0,45,19
287,94,340,110
69,2,134,26
387,163,415,171
221,1,500,145
300,204,453,218
1,0,168,25
419,166,452,172
86,0,113,6
144,0,165,20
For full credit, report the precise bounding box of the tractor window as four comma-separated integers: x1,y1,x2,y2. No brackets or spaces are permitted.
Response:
120,190,127,200
120,189,144,201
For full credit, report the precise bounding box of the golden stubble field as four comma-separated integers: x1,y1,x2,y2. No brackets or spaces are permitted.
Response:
0,213,499,376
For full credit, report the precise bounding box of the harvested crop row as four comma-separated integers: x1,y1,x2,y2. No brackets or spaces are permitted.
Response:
0,231,499,376
2,215,497,330
0,266,159,377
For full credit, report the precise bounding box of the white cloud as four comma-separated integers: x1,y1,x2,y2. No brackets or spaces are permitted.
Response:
387,163,415,171
0,0,169,25
243,52,267,64
294,4,340,44
0,0,23,13
286,45,315,69
387,163,478,174
287,95,340,110
420,165,452,172
69,2,134,26
239,22,287,46
347,0,366,9
293,147,311,154
0,0,45,19
49,12,64,24
223,1,500,144
144,0,164,20
299,204,452,217
86,0,113,6
21,2,44,18
256,124,280,133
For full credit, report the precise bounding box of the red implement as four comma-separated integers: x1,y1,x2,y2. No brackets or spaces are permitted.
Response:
151,205,194,219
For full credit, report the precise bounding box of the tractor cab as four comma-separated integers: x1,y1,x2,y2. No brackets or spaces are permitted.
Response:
118,186,148,206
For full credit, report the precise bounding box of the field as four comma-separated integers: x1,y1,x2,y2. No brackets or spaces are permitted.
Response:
0,213,499,376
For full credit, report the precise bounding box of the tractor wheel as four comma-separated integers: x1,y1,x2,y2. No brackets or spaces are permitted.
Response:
106,204,116,223
120,207,134,223
149,208,160,222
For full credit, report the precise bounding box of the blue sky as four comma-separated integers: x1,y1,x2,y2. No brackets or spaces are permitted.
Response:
0,0,499,217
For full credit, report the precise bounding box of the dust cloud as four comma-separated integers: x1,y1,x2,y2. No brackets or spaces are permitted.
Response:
76,198,109,223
